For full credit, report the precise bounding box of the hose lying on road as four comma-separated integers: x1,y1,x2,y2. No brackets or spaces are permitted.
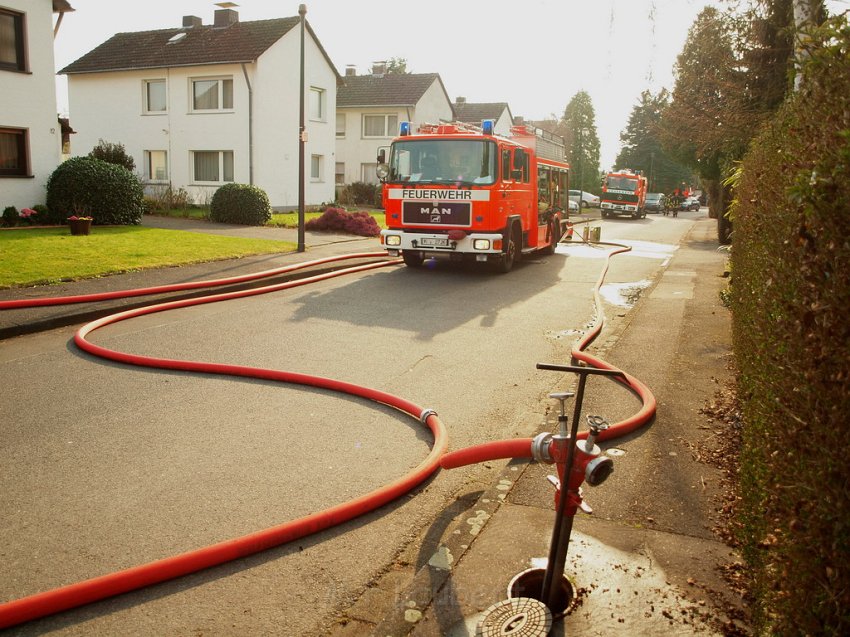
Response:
0,242,655,629
441,240,656,469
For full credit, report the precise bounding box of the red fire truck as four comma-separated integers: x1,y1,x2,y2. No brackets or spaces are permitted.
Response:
377,120,572,272
600,169,647,219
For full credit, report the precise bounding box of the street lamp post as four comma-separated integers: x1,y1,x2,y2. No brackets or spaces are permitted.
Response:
576,127,587,208
297,4,306,253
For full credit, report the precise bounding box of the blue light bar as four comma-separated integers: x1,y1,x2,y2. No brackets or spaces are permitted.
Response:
400,121,411,136
482,119,495,135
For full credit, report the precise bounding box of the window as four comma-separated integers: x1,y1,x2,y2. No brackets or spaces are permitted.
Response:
0,9,26,73
309,87,325,120
336,113,346,138
144,150,168,181
144,80,167,113
310,154,323,181
335,162,345,185
192,78,233,111
193,151,233,183
363,114,398,138
0,127,29,176
361,163,378,185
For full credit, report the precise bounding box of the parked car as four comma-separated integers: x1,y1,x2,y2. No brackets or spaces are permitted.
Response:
645,192,665,213
569,190,600,208
681,196,701,211
568,199,579,213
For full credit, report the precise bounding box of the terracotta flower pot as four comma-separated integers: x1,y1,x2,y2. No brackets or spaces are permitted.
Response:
69,219,92,236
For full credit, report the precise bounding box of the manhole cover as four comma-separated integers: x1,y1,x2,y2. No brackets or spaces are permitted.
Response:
476,597,551,636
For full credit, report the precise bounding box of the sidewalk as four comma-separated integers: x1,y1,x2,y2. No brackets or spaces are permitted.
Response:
341,217,746,636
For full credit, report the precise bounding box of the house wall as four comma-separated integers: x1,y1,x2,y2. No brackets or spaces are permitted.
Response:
1,0,63,209
335,78,453,188
66,29,336,209
494,109,513,136
335,106,408,186
252,26,336,209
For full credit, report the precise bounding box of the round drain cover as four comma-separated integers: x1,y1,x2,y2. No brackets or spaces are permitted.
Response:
476,597,552,636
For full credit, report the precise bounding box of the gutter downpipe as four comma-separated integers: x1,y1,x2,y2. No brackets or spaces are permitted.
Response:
241,63,254,185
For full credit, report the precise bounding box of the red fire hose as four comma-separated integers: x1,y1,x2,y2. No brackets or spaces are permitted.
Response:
441,241,656,469
0,240,655,629
0,254,450,629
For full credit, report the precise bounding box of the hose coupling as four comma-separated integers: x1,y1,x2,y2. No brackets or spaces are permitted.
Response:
419,408,438,424
532,432,554,463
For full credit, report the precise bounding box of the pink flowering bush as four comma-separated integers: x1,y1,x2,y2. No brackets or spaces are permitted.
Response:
305,207,380,237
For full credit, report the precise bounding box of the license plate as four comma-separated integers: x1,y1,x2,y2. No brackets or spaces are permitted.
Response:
615,205,624,210
420,237,450,247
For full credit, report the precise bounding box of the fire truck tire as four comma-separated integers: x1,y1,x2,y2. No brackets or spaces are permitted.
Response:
542,220,558,255
496,225,520,273
402,251,423,267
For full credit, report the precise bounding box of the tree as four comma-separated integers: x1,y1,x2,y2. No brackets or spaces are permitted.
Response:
614,90,693,193
659,7,751,241
385,57,408,74
562,91,601,194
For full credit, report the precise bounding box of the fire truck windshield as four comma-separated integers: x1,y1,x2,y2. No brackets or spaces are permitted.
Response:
388,140,497,186
606,176,638,191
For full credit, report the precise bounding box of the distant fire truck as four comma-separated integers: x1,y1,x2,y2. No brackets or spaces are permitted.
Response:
377,120,572,272
600,169,647,219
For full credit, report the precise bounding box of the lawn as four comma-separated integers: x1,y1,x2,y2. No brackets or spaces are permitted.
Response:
149,208,387,229
0,226,297,289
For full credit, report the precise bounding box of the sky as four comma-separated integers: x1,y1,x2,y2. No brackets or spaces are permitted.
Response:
52,0,849,170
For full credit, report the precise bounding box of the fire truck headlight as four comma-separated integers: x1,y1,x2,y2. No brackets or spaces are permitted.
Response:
473,239,491,250
385,235,401,247
376,163,389,179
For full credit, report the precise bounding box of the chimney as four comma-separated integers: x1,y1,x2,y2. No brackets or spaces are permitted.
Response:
182,15,202,27
345,65,356,77
514,115,525,125
456,96,466,105
371,61,387,76
214,8,238,27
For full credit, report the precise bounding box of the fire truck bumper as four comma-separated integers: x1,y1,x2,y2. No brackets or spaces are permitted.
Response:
381,230,504,259
601,202,637,213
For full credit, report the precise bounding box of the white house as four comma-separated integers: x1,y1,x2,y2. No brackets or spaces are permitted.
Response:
1,0,71,209
335,65,453,186
60,9,340,209
453,97,514,136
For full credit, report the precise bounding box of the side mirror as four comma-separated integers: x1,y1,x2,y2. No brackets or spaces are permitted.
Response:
376,149,386,164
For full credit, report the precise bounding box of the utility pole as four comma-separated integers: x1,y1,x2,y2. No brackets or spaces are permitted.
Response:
297,4,307,252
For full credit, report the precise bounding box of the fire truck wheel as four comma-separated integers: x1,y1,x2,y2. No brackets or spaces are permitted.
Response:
496,226,520,273
402,251,423,267
542,221,558,255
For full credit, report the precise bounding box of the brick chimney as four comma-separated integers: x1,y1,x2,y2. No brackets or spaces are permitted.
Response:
371,61,387,76
456,96,466,105
214,8,238,27
182,15,202,27
345,65,356,77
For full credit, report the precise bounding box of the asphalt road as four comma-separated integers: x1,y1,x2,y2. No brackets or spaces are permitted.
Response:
0,209,700,635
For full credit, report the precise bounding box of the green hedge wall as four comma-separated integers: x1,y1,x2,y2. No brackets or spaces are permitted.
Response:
730,16,850,635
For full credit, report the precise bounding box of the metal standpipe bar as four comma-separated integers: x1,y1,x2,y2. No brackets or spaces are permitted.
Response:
536,362,627,612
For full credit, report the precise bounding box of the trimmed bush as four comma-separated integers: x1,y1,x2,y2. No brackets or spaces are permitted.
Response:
730,14,850,635
209,183,271,226
2,206,18,227
305,207,380,237
337,182,381,207
46,157,144,225
88,139,136,173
